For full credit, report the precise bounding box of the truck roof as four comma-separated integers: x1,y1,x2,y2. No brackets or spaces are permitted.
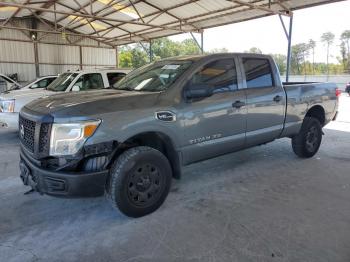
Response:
161,53,271,62
68,68,131,74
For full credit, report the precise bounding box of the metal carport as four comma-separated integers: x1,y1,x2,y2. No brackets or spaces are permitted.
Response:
0,0,346,81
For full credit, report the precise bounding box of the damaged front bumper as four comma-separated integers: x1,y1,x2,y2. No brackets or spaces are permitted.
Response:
19,149,109,197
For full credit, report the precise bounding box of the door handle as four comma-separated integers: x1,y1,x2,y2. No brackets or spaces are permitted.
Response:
232,100,245,108
273,95,283,102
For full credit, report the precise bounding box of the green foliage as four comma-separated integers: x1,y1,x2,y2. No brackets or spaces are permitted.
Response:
270,54,286,75
207,47,229,53
244,47,262,54
118,38,201,69
118,29,350,75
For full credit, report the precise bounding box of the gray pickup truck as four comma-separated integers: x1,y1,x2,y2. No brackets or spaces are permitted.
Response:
19,53,338,217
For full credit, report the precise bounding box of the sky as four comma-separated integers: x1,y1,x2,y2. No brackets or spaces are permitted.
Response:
170,0,350,63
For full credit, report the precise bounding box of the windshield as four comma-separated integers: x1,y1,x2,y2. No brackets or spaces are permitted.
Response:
113,61,192,92
47,73,78,92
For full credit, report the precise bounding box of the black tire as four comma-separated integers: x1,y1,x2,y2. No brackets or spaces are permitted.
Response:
106,146,172,218
292,117,322,158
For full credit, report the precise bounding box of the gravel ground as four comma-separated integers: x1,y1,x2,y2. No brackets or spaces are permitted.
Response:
0,95,349,262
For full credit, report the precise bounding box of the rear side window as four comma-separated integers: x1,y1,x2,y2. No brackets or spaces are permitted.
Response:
74,73,104,91
107,72,125,86
242,58,273,88
190,58,238,93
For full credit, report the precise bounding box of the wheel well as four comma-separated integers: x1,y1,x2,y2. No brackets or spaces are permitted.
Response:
305,105,325,126
110,132,181,179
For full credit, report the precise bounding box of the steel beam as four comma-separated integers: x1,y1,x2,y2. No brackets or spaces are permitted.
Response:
149,40,153,62
0,1,196,33
201,31,204,54
190,32,203,54
285,14,293,82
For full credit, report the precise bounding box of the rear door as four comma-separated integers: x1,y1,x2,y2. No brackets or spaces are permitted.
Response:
180,56,247,164
240,56,285,146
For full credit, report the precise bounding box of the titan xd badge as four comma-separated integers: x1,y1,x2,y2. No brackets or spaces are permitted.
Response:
155,111,176,122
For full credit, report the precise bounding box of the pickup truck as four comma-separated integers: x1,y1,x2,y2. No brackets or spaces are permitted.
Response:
18,53,338,218
0,69,128,129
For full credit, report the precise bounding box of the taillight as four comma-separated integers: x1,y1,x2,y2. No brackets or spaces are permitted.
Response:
335,88,341,98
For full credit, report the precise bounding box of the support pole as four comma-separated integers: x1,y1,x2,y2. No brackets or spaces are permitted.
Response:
116,46,119,68
33,41,39,77
286,14,293,82
149,40,153,62
79,46,83,70
190,32,203,54
201,31,204,54
31,18,40,77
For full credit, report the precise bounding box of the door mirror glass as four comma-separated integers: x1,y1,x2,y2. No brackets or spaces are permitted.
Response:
185,83,213,99
72,85,80,92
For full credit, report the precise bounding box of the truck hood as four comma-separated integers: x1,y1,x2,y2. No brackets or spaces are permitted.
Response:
24,89,162,117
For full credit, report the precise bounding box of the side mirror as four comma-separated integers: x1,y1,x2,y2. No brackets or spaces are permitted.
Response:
31,83,39,89
72,85,80,92
184,83,213,99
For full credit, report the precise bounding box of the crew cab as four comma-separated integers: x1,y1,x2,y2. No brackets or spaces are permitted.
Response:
19,54,338,218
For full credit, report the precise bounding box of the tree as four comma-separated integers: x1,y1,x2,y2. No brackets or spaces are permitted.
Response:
291,44,305,74
130,48,149,68
308,39,316,74
118,38,203,69
340,30,350,57
270,54,287,75
340,30,350,72
207,47,229,53
245,47,262,54
321,32,335,76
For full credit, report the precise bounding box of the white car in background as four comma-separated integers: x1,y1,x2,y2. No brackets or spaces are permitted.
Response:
0,69,129,129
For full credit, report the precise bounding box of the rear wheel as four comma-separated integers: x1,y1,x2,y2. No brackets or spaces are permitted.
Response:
106,146,172,218
292,117,322,158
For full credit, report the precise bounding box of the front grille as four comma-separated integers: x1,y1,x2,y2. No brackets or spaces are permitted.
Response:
19,114,51,156
19,115,36,153
39,123,50,153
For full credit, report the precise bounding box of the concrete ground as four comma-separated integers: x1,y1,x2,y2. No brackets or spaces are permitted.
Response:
1,95,350,262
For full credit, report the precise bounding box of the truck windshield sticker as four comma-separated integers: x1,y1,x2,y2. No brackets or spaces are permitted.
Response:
161,65,180,70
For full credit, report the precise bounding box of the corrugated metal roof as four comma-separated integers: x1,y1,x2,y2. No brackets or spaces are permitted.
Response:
0,0,345,46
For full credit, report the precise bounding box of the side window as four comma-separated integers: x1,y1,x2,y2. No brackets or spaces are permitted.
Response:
107,73,125,86
242,58,273,88
38,79,48,88
35,79,49,88
189,58,238,93
74,73,104,91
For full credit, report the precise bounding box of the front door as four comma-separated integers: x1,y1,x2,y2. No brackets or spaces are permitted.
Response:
180,57,247,164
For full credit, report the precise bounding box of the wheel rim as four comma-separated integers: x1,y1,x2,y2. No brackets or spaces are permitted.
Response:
126,163,164,207
305,125,319,152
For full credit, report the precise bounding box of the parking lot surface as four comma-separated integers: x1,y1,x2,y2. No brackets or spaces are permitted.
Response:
1,95,350,262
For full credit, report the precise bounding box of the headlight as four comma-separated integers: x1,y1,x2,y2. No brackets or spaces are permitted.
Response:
49,120,101,156
0,99,15,113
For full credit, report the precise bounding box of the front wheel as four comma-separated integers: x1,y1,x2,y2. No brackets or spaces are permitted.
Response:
106,146,172,218
292,117,323,158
